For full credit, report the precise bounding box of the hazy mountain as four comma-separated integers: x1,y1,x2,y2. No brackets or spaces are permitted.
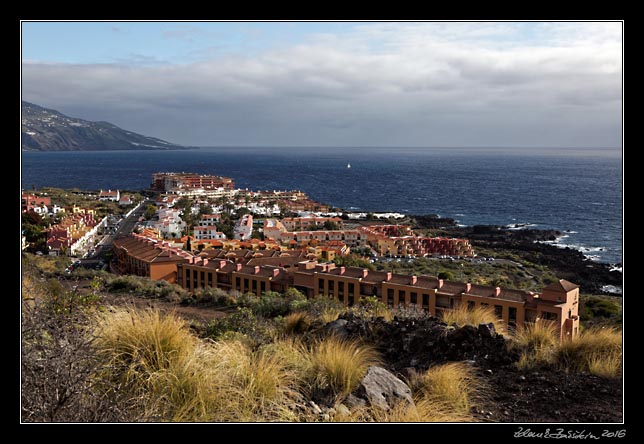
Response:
21,101,189,151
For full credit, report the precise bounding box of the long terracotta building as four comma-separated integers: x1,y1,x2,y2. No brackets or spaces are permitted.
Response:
175,258,579,340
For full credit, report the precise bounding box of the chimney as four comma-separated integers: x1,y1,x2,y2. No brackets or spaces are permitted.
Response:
236,263,243,271
495,287,501,297
385,272,392,282
272,268,280,277
438,279,444,289
362,269,369,278
410,275,417,285
202,259,208,266
465,283,472,292
254,265,260,274
339,266,346,275
526,291,534,303
219,260,227,269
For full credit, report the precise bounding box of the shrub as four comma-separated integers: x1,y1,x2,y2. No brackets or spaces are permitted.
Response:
353,296,392,321
204,307,277,346
305,297,344,323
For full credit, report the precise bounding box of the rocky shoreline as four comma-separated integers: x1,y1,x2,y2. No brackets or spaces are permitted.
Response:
409,216,622,295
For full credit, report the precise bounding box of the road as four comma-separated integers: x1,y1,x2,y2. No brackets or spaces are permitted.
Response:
78,200,149,268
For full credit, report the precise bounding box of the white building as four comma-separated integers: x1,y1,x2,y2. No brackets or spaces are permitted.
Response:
194,226,226,240
234,214,253,240
199,214,221,226
98,189,120,201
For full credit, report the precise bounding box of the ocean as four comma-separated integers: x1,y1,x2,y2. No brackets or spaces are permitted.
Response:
21,147,623,265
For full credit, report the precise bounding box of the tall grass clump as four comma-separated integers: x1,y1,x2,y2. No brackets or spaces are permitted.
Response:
209,339,300,421
554,327,622,378
93,307,217,421
306,336,380,401
281,311,313,335
441,304,506,334
409,362,485,417
512,321,559,370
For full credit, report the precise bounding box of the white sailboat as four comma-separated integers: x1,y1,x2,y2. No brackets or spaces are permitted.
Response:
347,163,351,169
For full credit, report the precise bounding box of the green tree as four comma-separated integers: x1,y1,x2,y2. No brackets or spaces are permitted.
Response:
323,220,339,231
144,204,157,220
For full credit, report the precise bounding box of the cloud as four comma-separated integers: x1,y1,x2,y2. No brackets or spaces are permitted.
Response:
21,22,622,147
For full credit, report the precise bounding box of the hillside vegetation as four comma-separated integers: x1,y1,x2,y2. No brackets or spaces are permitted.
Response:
21,253,622,422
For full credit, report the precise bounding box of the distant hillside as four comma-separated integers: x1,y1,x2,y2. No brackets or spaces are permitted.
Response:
21,101,189,151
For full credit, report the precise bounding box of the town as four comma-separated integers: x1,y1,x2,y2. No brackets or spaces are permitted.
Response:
22,171,579,340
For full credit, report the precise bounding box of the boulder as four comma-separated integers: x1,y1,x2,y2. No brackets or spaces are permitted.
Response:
353,366,414,411
325,319,350,338
478,322,496,338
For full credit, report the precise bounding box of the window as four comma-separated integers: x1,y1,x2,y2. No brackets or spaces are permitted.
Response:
348,283,355,297
318,278,324,292
260,281,266,293
508,307,517,322
541,311,558,321
338,282,344,297
467,301,475,310
252,280,257,292
329,280,335,296
387,289,394,306
494,305,503,318
410,292,418,305
398,290,405,305
244,279,249,291
207,272,213,287
422,294,430,309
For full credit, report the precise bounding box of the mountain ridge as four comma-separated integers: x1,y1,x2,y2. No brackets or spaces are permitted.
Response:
21,101,190,151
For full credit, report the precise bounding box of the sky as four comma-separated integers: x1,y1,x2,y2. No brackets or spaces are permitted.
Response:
21,21,623,148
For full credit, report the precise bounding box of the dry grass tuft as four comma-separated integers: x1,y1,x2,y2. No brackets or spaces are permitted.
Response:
408,362,485,417
282,311,313,335
512,321,559,370
441,304,506,334
306,336,380,400
554,327,622,378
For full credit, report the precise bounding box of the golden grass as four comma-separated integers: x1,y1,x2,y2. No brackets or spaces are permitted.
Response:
441,305,506,334
554,327,622,378
370,398,472,422
408,362,484,417
282,311,313,335
511,321,559,370
320,306,342,323
306,336,380,400
210,339,300,421
94,307,302,421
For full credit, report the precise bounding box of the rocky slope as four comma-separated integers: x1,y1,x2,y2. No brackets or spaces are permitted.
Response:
21,101,189,151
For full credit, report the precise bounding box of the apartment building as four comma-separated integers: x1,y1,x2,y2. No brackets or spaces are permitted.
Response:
193,225,226,240
175,259,579,340
281,216,344,231
151,172,235,192
112,234,192,283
